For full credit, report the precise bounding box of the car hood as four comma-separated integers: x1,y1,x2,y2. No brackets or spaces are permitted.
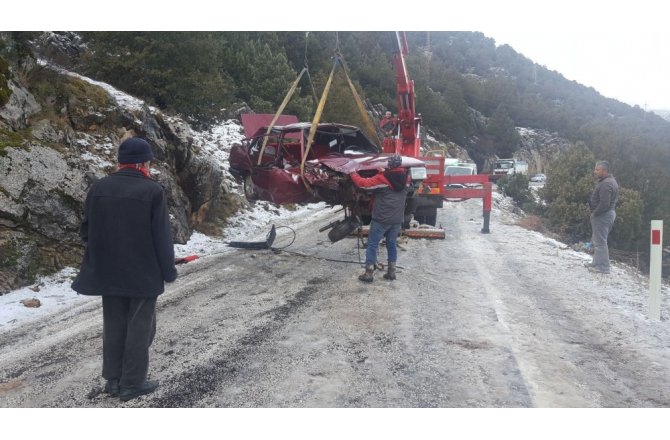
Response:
316,155,425,174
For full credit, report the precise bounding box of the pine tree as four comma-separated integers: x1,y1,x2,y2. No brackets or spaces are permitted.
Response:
540,141,595,240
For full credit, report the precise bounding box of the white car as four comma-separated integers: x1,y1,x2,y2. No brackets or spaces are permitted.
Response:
530,173,546,182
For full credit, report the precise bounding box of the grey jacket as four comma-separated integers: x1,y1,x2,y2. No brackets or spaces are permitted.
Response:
590,175,619,216
350,169,409,224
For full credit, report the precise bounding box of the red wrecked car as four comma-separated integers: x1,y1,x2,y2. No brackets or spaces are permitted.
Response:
229,114,427,241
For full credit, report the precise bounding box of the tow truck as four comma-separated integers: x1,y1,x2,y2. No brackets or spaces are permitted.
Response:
382,32,492,234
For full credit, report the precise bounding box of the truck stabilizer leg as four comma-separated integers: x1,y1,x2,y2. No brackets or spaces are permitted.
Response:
481,211,490,234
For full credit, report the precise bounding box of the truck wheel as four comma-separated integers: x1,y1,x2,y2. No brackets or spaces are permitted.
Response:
415,208,437,226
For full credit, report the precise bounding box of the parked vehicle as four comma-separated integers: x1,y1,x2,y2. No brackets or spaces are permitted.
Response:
445,165,476,176
443,158,460,174
530,173,546,182
458,161,477,173
514,160,529,175
490,158,528,181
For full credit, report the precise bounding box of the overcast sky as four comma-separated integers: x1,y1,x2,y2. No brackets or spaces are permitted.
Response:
453,1,670,110
10,1,670,110
481,29,670,110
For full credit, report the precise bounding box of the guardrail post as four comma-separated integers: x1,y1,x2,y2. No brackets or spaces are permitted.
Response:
481,181,492,233
649,220,663,321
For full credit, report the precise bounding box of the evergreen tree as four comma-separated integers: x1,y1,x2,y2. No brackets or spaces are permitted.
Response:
540,141,595,240
81,32,234,125
487,104,520,157
218,33,312,120
610,187,644,250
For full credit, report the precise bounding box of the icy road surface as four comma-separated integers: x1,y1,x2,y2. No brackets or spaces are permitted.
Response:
1,197,668,407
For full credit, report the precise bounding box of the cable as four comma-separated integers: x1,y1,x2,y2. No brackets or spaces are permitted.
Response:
183,224,406,270
270,225,297,250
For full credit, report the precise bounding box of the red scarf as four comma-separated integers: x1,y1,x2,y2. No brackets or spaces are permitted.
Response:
118,163,151,178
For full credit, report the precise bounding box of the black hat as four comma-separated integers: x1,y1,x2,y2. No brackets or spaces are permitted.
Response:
117,137,154,164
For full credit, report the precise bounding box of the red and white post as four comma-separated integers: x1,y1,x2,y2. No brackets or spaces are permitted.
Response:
649,220,663,321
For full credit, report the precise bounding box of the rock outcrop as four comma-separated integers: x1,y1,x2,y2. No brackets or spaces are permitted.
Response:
515,127,573,174
0,34,243,294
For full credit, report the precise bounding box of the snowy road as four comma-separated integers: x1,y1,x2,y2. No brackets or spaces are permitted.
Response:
1,197,669,407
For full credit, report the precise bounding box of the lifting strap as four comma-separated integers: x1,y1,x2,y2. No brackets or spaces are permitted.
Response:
300,52,382,171
339,56,383,148
297,48,382,191
300,56,338,177
257,67,308,166
303,32,319,105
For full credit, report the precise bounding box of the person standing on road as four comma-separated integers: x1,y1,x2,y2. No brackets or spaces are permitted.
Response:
350,154,409,282
586,160,619,274
71,137,177,402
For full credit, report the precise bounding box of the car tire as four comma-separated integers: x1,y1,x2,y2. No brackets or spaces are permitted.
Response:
243,175,259,201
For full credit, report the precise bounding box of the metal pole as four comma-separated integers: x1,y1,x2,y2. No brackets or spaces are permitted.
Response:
649,220,663,321
481,181,492,233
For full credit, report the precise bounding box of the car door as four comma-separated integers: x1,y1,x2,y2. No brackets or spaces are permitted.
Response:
248,133,316,205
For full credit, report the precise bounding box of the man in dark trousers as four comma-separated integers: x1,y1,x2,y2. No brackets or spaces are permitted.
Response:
350,154,409,282
72,137,177,402
586,160,619,274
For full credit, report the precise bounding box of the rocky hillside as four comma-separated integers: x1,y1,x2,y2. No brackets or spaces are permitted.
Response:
515,127,573,174
0,39,246,294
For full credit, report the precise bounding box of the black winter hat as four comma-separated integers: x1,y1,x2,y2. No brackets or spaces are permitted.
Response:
117,137,155,164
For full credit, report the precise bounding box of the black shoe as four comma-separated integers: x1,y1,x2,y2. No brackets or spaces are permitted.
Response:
119,380,159,402
104,379,120,397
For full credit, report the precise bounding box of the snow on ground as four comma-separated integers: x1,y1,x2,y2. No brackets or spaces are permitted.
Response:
37,59,150,114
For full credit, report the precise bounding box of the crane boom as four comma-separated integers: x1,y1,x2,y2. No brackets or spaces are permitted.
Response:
388,32,420,157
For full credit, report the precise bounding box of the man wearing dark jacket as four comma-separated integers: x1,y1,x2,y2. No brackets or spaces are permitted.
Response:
586,160,619,274
72,137,177,402
350,154,409,282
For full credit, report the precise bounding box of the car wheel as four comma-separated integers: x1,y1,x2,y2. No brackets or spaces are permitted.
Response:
243,175,259,201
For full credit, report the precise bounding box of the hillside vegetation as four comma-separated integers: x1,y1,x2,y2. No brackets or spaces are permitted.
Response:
3,31,670,262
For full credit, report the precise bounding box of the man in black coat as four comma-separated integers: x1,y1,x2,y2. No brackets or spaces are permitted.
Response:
72,137,177,402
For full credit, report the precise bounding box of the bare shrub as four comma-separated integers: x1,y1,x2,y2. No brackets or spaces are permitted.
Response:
517,214,546,233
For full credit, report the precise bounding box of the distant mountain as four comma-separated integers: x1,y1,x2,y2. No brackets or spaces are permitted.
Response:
652,109,670,121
